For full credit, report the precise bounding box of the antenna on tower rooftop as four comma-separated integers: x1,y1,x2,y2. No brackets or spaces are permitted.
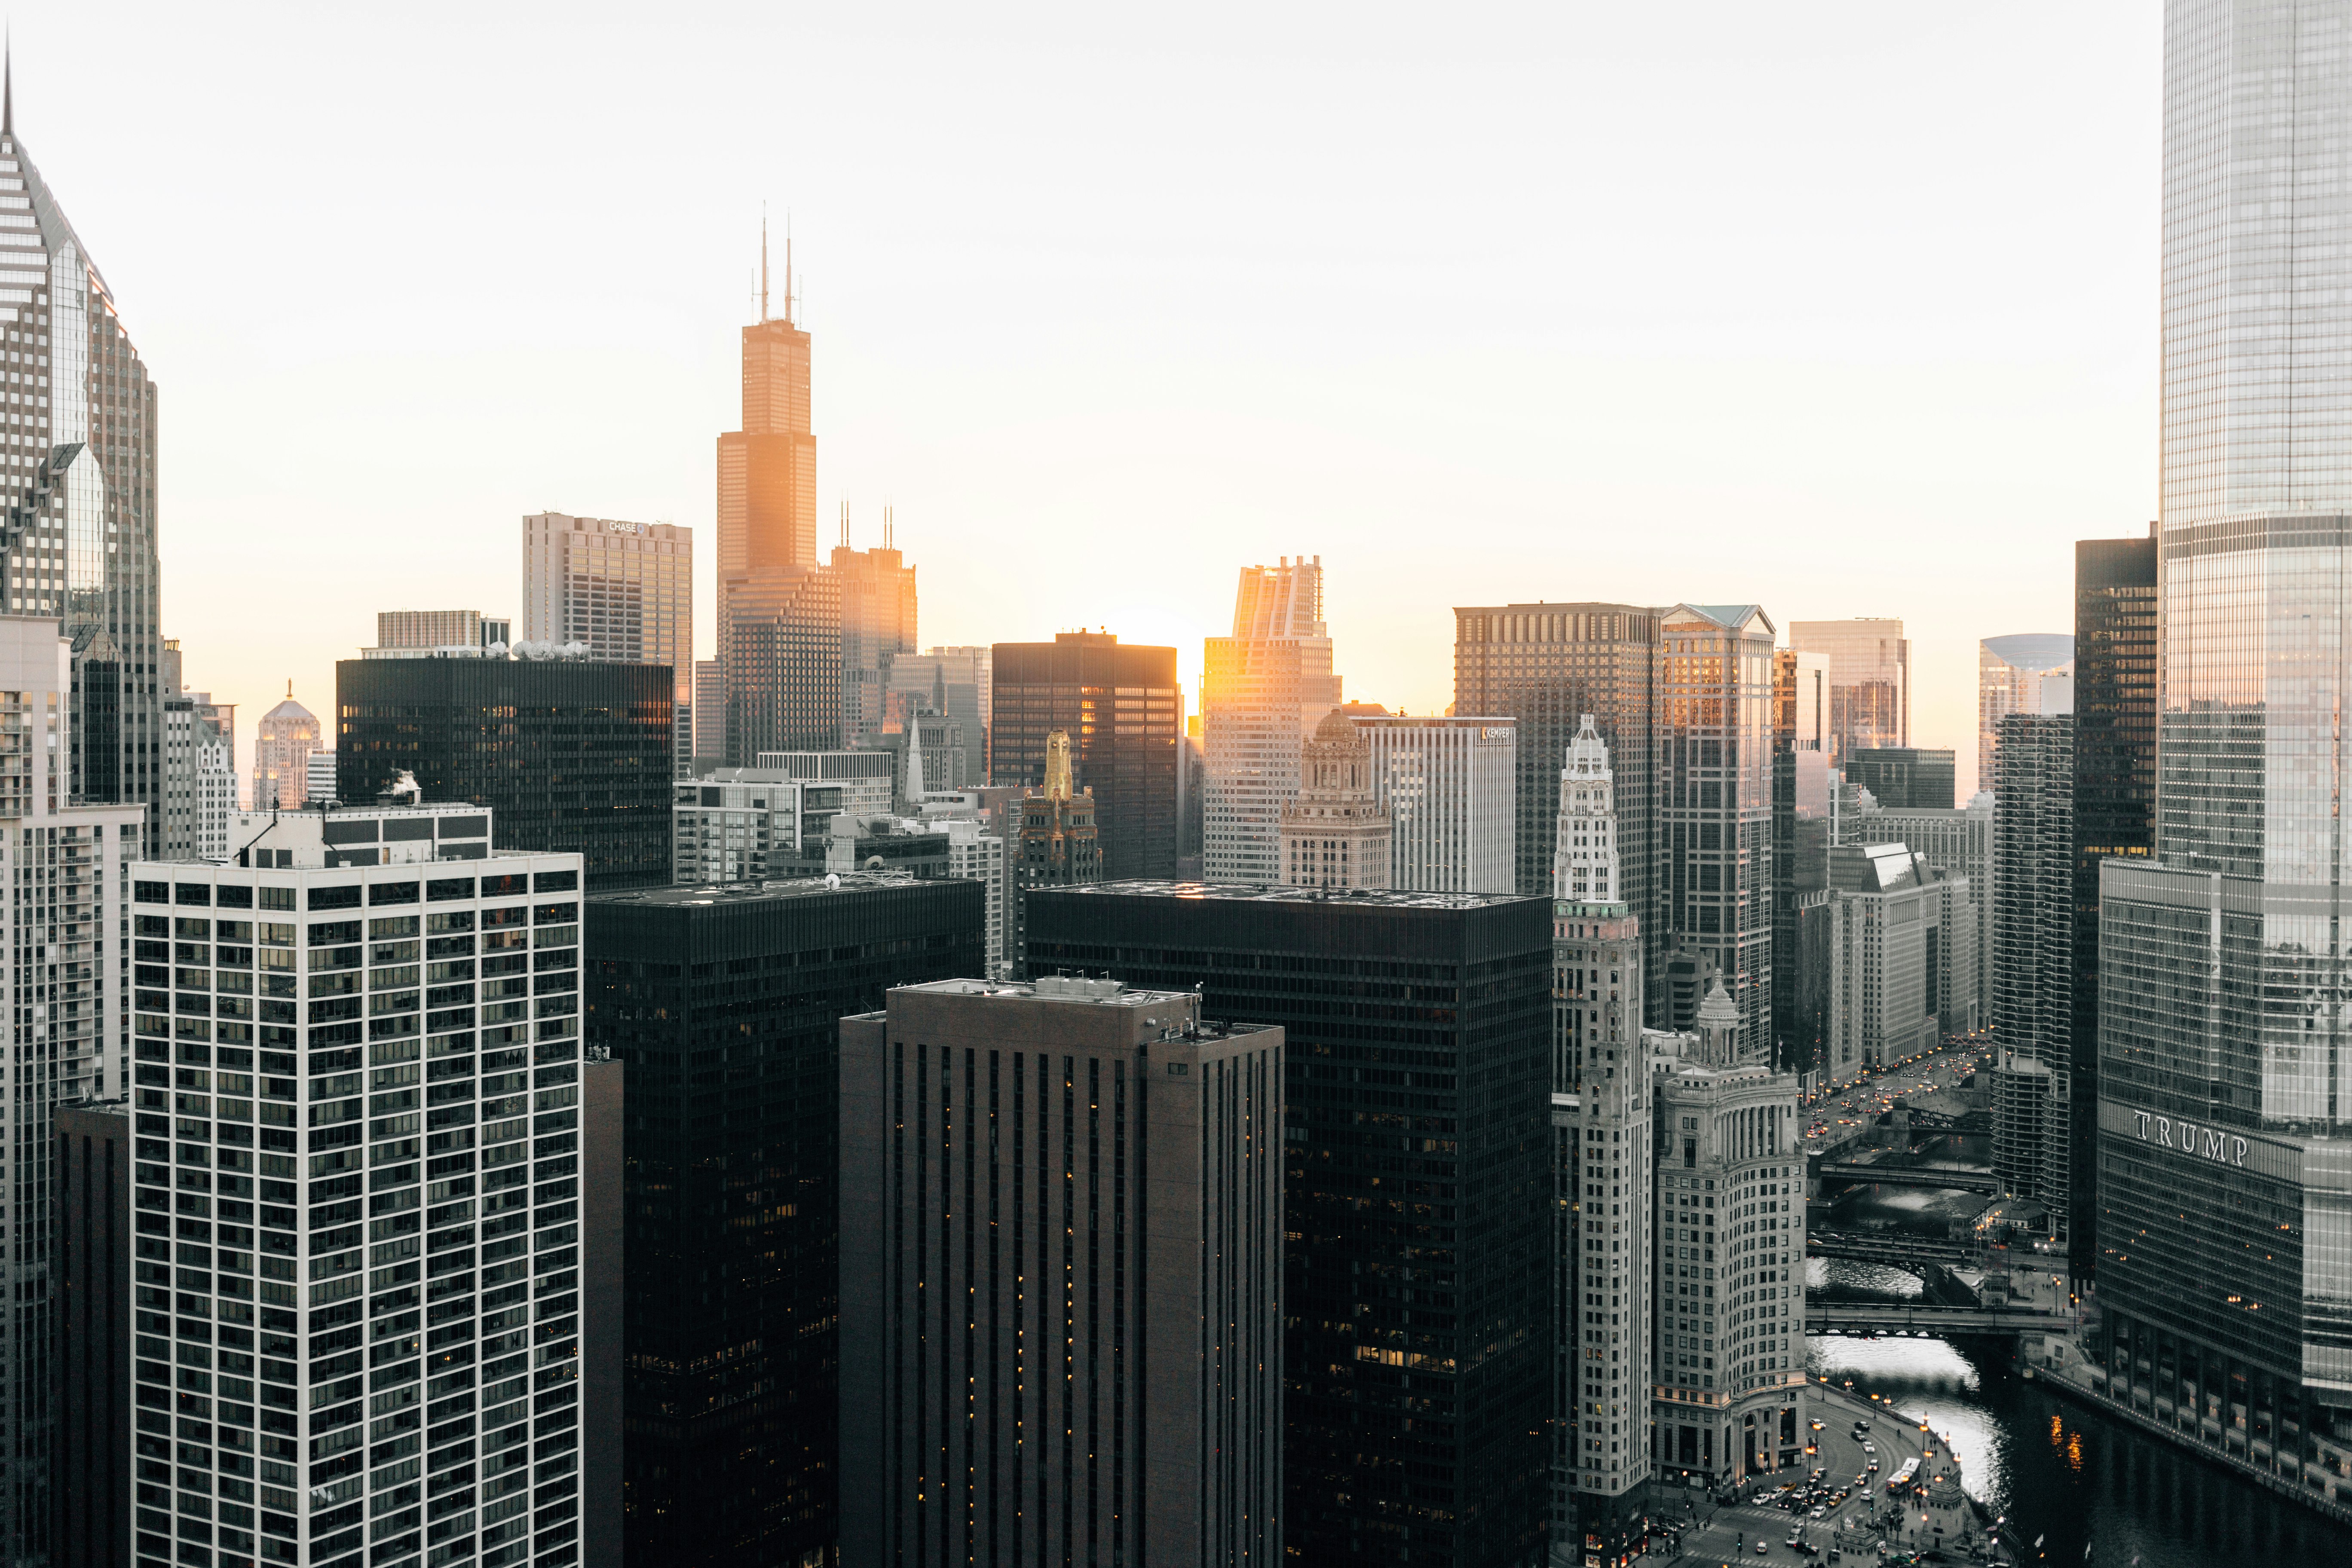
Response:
784,213,795,326
760,205,769,324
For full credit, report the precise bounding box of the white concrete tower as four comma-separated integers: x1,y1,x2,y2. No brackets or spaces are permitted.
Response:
1551,714,1652,1562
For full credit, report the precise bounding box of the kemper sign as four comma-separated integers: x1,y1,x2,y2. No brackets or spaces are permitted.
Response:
2133,1110,2249,1169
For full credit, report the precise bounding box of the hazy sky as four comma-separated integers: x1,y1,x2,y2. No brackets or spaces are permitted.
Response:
24,2,2156,791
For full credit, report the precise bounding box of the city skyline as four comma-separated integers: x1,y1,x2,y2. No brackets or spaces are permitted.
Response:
12,5,2150,792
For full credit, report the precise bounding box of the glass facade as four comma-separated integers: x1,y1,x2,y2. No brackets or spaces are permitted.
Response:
335,658,675,891
1027,882,1555,1568
5,117,166,852
2097,0,2352,1467
584,876,984,1567
2072,533,2157,1266
1783,620,1906,769
989,634,1180,879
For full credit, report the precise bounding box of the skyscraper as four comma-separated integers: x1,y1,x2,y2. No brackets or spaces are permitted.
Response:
1823,843,1968,1083
1991,709,2075,1234
989,632,1180,878
1785,619,1908,767
690,658,723,765
1843,747,1957,812
1770,650,1831,1078
160,640,237,863
718,232,817,585
1858,792,1995,1022
1203,557,1341,884
1978,634,2075,793
585,873,983,1566
521,513,693,772
1357,711,1519,893
1657,604,1776,1043
1026,883,1553,1568
3,92,167,851
1279,702,1391,888
2095,1,2352,1461
337,655,674,889
372,610,510,655
724,564,840,762
126,805,619,1568
1013,730,1099,968
828,521,918,751
1549,714,1653,1564
252,684,321,810
2071,530,2156,1266
1452,603,1660,980
0,616,143,1564
838,977,1284,1568
885,645,991,784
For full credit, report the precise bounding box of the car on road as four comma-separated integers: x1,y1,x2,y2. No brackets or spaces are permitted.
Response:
1755,1544,1769,1556
1811,1505,1827,1519
1862,1442,1875,1454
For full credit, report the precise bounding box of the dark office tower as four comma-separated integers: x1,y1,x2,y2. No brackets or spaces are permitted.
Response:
1012,731,1099,972
838,977,1284,1568
1991,712,2075,1235
989,632,1181,878
584,874,983,1568
2097,2,2352,1480
1843,747,1957,812
1657,604,1776,1044
56,1099,133,1568
337,656,675,890
2071,530,2156,1268
1452,602,1660,972
4,95,167,852
1027,882,1554,1568
1771,651,1831,1078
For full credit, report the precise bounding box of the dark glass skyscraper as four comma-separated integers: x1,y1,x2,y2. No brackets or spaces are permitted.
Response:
584,874,984,1567
337,657,675,889
989,633,1179,879
1452,603,1660,998
1844,747,1957,812
2097,1,2352,1480
2071,531,2156,1267
1028,882,1554,1568
6,92,166,851
1771,651,1831,1078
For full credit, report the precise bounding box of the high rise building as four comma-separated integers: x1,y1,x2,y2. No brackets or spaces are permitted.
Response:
1771,650,1832,1078
827,521,918,751
1649,1022,1808,1489
1012,731,1099,970
1785,619,1908,767
1550,714,1653,1564
125,807,620,1568
3,97,167,851
252,684,321,811
1453,603,1661,992
1658,605,1777,1044
1356,711,1518,893
2071,530,2157,1266
1844,747,1957,812
724,564,840,761
884,645,991,785
585,873,982,1566
838,976,1283,1567
56,1096,134,1568
718,233,817,586
521,514,693,773
669,767,844,884
1991,709,2076,1234
1203,557,1341,884
371,610,511,655
160,642,238,864
917,797,1014,977
1823,843,1972,1083
690,658,723,765
0,616,144,1564
1279,703,1391,888
306,748,337,804
1858,793,1995,1023
1178,719,1206,878
1027,882,1553,1568
751,749,894,817
337,656,674,889
2094,4,2352,1465
989,632,1180,878
1978,634,2076,792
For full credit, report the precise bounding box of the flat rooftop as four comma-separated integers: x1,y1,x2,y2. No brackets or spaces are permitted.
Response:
1048,879,1540,911
590,871,937,907
894,975,1198,1009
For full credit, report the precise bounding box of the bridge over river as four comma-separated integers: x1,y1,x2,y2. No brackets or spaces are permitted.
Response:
1816,1160,1998,1193
1804,1301,2073,1337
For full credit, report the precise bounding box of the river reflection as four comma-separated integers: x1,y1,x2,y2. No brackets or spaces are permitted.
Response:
1803,1259,2352,1565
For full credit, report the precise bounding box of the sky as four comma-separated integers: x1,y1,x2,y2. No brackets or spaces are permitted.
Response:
21,2,2157,793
